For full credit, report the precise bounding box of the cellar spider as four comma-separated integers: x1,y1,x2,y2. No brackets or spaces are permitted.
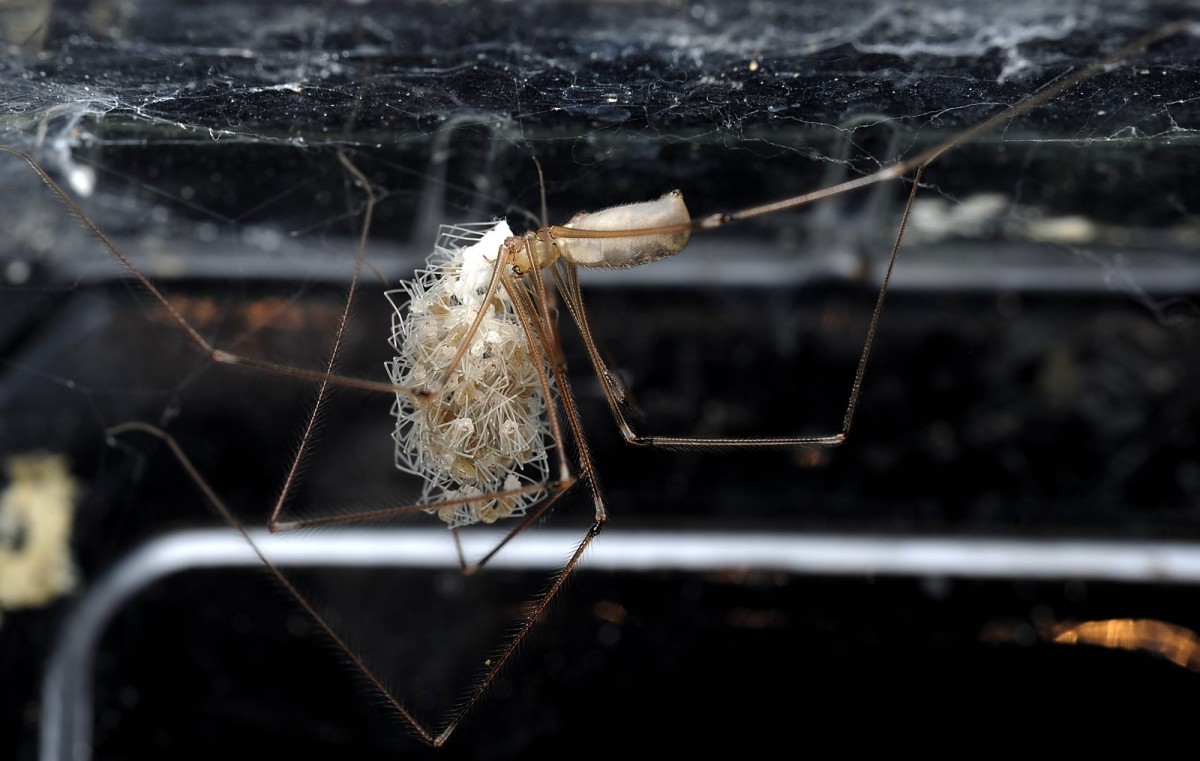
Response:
3,19,1193,752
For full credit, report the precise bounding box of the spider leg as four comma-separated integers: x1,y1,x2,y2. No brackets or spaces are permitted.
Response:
554,22,1188,452
105,421,443,746
426,260,611,745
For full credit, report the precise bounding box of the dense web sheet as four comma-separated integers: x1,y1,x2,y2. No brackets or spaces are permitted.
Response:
1,1,1199,758
2,1,1197,261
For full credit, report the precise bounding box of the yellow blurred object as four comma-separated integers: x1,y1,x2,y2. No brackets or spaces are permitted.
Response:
1050,619,1200,672
0,453,80,623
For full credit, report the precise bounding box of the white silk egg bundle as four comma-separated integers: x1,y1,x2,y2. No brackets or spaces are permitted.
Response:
385,221,552,528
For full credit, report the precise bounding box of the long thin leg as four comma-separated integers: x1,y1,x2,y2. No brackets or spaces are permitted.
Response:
103,244,600,743
433,261,608,746
437,242,588,574
421,228,517,397
271,478,572,531
555,21,1189,452
264,158,575,530
275,239,581,539
442,259,582,574
0,146,402,397
507,264,604,513
105,421,442,747
544,22,1189,248
559,169,920,451
3,142,569,534
264,255,594,539
434,518,604,746
108,407,587,748
449,480,572,574
271,163,571,532
105,236,607,747
267,152,392,528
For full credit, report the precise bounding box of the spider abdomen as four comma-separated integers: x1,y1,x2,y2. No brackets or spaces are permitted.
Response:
559,189,691,268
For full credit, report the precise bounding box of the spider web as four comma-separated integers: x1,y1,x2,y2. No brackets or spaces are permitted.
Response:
2,1,1199,758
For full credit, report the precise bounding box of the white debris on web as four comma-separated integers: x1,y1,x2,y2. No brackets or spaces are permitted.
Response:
385,221,552,528
0,453,79,626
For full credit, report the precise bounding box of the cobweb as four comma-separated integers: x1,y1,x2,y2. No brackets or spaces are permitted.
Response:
1,1,1199,758
1,0,1195,503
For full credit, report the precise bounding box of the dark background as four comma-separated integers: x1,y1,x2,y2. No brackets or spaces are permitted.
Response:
1,0,1198,756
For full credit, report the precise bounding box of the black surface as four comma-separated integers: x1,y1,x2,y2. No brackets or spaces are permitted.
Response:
1,0,1198,757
